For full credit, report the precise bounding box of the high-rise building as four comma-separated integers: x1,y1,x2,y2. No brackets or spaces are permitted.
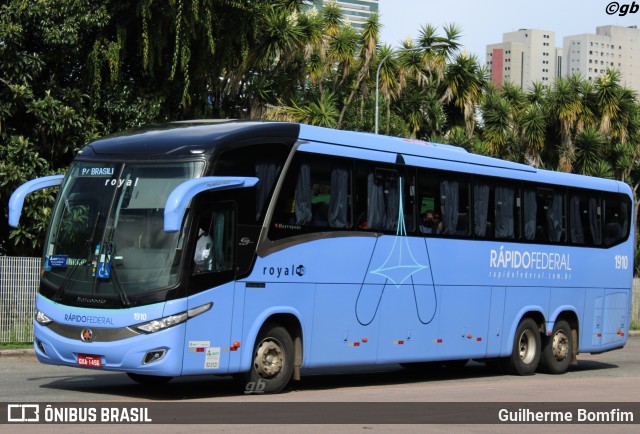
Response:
486,29,561,89
563,25,639,93
303,0,379,31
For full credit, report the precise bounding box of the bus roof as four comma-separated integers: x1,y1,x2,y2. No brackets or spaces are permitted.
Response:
77,120,629,196
80,120,300,156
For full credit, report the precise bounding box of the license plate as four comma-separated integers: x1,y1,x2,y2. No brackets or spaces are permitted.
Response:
77,354,102,368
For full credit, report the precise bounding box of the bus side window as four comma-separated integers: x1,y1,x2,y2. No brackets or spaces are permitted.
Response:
495,184,516,240
569,192,602,246
534,188,565,243
417,168,440,235
473,178,492,239
439,177,470,237
523,187,537,241
268,153,352,240
356,164,400,232
604,193,630,246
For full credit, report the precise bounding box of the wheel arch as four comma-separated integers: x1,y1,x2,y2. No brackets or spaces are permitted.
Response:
502,308,546,357
240,308,304,375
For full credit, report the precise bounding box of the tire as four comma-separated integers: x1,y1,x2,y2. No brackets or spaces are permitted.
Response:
506,318,541,376
126,372,173,385
240,323,294,394
538,320,573,375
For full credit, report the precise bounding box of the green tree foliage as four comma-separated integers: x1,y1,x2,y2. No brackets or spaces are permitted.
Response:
1,1,640,266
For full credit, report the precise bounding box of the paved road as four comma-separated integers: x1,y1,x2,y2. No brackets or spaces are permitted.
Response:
1,338,639,432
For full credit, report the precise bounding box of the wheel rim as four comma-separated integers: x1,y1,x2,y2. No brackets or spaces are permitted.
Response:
552,330,570,362
518,329,537,364
254,338,284,378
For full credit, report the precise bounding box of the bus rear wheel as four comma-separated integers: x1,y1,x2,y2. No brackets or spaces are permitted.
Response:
240,323,294,394
126,372,173,385
539,320,573,375
507,318,541,376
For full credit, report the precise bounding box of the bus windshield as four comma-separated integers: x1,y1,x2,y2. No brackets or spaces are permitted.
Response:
43,161,204,302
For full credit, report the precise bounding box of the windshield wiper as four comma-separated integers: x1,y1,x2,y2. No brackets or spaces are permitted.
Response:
53,212,101,302
102,240,131,307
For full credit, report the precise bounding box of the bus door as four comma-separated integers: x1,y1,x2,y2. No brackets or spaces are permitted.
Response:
182,201,238,374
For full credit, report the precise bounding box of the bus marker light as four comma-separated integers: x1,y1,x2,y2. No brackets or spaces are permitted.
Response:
229,346,238,351
361,338,368,343
476,337,482,342
467,334,472,339
393,340,404,345
233,342,241,348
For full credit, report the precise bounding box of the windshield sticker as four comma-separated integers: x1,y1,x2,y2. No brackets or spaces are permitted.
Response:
48,255,68,268
96,250,111,279
204,347,221,369
80,167,115,176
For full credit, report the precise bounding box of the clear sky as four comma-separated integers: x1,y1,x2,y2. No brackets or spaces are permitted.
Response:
378,0,639,60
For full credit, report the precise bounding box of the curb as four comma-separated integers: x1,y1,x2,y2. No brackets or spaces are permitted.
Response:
0,348,35,357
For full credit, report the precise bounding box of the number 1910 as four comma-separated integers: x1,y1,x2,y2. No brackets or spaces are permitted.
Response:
615,255,629,270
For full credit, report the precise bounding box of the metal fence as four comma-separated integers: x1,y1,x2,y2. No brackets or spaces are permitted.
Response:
0,256,40,342
0,256,639,343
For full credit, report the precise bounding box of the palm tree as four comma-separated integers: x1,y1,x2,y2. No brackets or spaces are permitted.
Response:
337,12,380,128
376,44,400,134
327,24,359,89
574,126,606,176
267,91,339,128
416,23,461,81
594,69,622,136
441,52,487,137
481,89,513,157
547,75,583,172
520,103,546,167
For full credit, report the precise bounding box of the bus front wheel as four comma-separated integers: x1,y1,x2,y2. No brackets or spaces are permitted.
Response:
507,318,541,376
241,323,294,394
538,320,573,375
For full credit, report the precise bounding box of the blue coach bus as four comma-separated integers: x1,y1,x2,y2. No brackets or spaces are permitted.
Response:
9,120,634,393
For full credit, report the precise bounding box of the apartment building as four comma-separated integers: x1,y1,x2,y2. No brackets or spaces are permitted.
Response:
303,0,379,30
563,25,639,93
486,29,560,89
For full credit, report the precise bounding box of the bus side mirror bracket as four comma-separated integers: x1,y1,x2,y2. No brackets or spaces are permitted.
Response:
164,176,259,233
9,175,65,227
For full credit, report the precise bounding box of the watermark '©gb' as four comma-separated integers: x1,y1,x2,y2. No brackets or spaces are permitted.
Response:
244,379,267,395
606,1,639,15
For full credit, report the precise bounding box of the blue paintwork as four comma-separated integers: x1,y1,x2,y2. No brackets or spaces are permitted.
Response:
20,121,634,380
9,174,64,227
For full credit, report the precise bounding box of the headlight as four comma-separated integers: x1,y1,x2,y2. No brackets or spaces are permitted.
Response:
35,310,53,325
130,302,212,334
